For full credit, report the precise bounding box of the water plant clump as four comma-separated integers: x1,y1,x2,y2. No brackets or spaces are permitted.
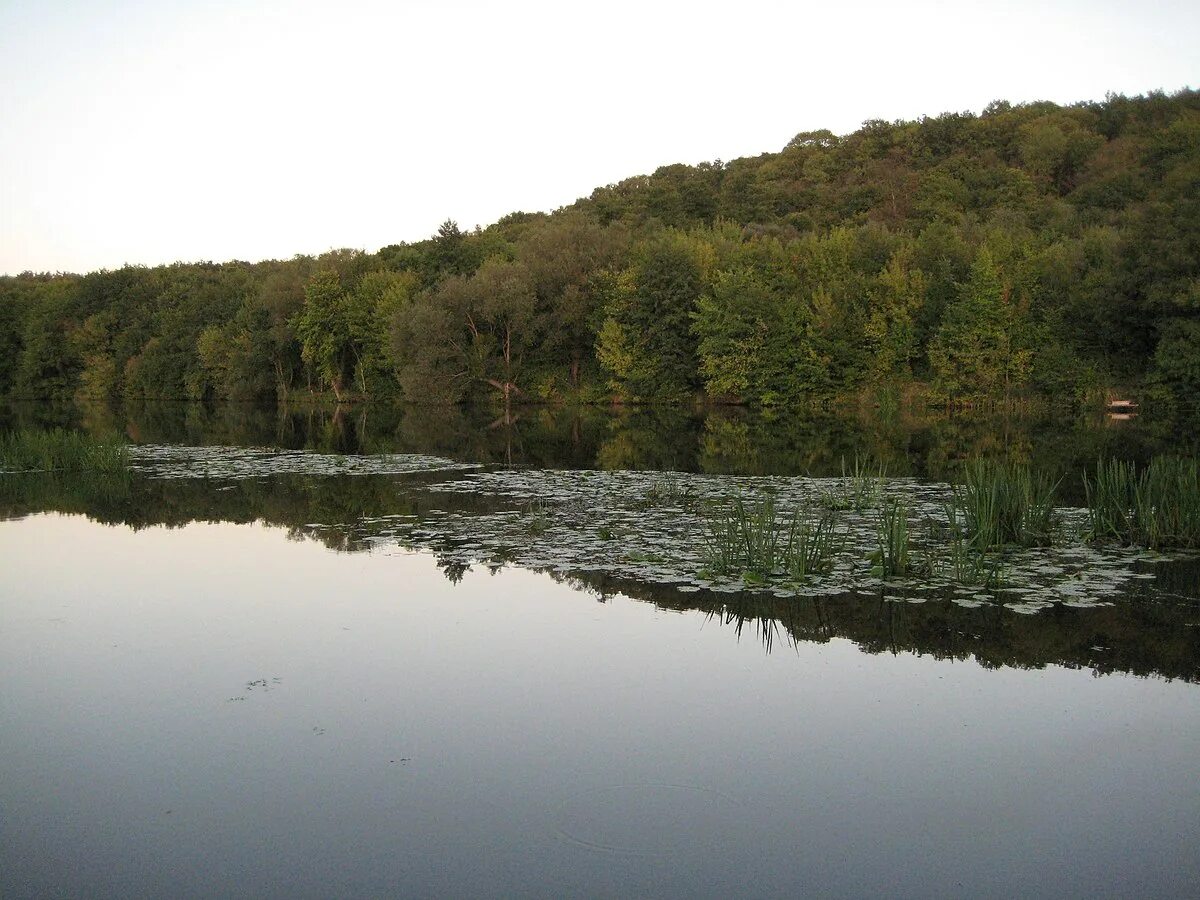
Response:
872,499,911,578
701,497,842,581
821,455,887,512
919,511,1006,588
783,509,843,579
1085,456,1200,550
954,458,1060,550
0,428,129,474
638,478,700,510
701,496,786,578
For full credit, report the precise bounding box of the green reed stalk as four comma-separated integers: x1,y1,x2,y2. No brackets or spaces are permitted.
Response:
1086,456,1200,550
955,458,1059,550
874,499,911,577
784,509,842,578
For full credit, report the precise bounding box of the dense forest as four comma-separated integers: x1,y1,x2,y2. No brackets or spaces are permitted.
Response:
2,89,1198,409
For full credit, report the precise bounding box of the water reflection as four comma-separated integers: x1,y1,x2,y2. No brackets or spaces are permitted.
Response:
2,515,1199,898
3,463,1198,682
6,398,1199,489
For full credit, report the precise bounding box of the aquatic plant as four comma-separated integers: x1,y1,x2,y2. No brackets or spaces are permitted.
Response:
1085,456,1200,550
783,509,842,579
953,458,1059,550
920,512,1005,588
703,497,842,581
821,455,887,512
0,428,128,474
638,478,699,510
872,499,911,577
523,501,551,535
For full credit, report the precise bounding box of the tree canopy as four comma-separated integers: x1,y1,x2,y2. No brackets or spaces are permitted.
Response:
3,89,1198,408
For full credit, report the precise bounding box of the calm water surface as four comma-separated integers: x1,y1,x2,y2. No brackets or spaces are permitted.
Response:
2,403,1200,897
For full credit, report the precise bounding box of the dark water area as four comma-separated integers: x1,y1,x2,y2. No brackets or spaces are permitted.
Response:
5,397,1200,496
2,402,1200,898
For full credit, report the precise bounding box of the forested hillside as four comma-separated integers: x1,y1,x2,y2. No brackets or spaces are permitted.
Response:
3,89,1198,408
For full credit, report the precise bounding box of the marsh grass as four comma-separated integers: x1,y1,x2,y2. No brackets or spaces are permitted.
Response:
0,428,128,474
954,458,1059,550
872,499,911,577
702,497,842,580
919,510,1006,588
522,501,551,535
822,455,887,512
638,478,699,510
783,509,842,579
1085,456,1200,550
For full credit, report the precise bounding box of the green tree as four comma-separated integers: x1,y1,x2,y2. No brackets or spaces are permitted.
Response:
928,249,1031,398
597,232,708,400
295,270,353,401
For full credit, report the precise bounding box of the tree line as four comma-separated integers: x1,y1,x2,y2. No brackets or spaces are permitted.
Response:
2,89,1198,408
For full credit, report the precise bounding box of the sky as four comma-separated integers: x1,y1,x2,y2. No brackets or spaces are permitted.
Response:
0,0,1196,275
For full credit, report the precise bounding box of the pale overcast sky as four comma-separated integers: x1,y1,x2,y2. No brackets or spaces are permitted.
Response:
0,0,1196,275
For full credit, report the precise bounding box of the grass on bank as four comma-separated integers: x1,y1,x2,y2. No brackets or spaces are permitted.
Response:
0,428,128,474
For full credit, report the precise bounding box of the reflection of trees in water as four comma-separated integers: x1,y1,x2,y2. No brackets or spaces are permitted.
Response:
2,408,1199,682
6,400,1192,484
546,568,1200,683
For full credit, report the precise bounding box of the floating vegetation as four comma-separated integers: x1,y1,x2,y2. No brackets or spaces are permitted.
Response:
0,428,128,474
1085,456,1200,550
98,444,1191,614
129,444,478,479
954,458,1060,550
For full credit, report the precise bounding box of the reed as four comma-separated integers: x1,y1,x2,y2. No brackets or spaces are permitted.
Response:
1085,456,1200,549
916,506,1005,587
872,499,911,577
0,428,128,474
783,509,842,578
822,454,887,512
954,458,1059,550
702,497,840,580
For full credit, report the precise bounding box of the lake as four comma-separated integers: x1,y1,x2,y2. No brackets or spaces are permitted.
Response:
2,402,1199,898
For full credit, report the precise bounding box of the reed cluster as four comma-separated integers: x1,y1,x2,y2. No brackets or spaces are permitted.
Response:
953,458,1059,550
702,497,841,580
920,510,1005,587
822,455,887,512
872,499,911,577
1085,456,1200,550
0,428,128,474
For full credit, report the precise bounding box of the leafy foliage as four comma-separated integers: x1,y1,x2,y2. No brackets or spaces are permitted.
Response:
2,90,1198,407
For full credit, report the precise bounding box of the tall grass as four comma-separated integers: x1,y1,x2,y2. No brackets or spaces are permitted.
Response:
783,509,842,579
920,508,1005,587
954,458,1059,550
822,454,887,512
872,499,911,577
0,429,128,474
702,497,841,580
702,497,785,577
1085,456,1200,550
